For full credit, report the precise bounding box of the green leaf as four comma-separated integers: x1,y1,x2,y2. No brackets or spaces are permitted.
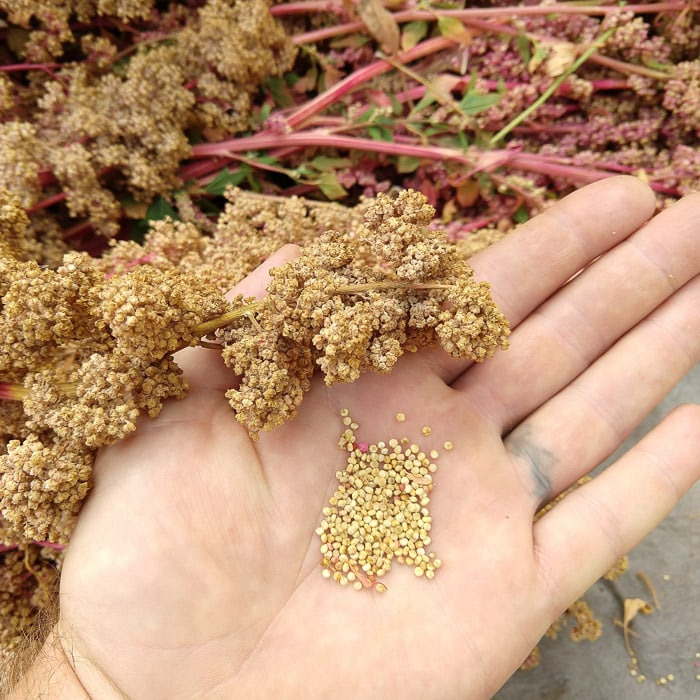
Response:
203,168,248,196
357,106,377,123
263,76,294,107
516,34,531,66
311,155,352,171
396,155,421,174
459,91,502,115
401,20,428,51
412,91,437,113
367,125,394,141
424,123,452,136
642,56,673,71
146,196,178,221
197,198,221,216
252,152,278,166
390,93,403,116
291,164,316,178
527,41,549,73
514,204,529,224
316,172,348,200
437,16,471,43
258,102,272,122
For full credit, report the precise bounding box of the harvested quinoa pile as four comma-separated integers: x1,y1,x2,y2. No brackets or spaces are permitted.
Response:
317,410,442,592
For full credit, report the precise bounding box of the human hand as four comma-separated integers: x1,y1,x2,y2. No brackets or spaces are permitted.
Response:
22,176,700,699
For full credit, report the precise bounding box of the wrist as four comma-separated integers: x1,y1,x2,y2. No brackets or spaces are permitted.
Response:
7,627,89,699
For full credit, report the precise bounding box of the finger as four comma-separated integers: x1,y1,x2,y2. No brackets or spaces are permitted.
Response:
504,273,700,504
532,403,700,613
454,191,700,431
174,244,301,390
422,175,657,383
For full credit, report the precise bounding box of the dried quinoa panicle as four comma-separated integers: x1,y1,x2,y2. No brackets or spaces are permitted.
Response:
0,0,296,235
219,189,510,437
317,411,442,592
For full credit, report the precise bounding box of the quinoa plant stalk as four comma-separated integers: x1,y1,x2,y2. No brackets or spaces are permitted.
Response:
284,36,454,129
590,53,671,79
192,280,454,341
190,131,670,191
192,302,264,337
0,62,62,73
0,383,28,401
271,2,687,20
288,3,689,45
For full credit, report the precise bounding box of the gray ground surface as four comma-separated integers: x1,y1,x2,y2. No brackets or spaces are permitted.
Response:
495,362,700,700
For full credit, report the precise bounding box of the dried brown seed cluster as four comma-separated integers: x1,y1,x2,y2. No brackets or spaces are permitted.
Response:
0,188,228,544
567,600,603,643
0,0,295,235
316,411,442,591
219,189,510,437
93,187,362,294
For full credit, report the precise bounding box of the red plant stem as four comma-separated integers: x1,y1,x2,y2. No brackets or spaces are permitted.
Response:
285,36,454,129
183,157,231,181
0,62,62,72
62,220,94,241
589,53,669,79
273,2,686,19
193,131,608,182
270,0,340,15
190,130,680,194
31,540,66,551
0,541,65,553
452,216,497,235
28,191,67,212
290,3,687,44
38,168,57,187
0,382,27,400
294,22,363,45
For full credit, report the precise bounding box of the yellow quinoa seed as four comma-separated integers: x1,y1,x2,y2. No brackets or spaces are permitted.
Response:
318,412,441,592
443,441,453,450
395,412,406,423
422,426,432,435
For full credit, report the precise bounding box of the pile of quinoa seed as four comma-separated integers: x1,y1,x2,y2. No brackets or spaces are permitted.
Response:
317,410,442,592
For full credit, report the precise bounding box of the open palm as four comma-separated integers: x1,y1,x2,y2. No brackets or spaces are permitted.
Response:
54,177,700,699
